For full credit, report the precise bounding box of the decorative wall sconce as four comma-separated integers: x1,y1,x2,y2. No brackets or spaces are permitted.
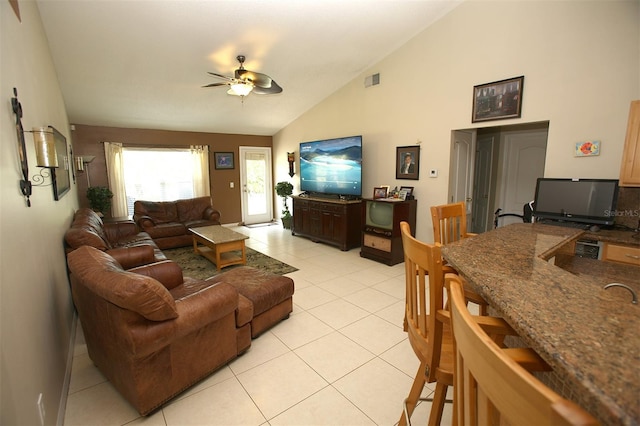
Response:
32,127,59,167
287,152,295,177
10,88,59,207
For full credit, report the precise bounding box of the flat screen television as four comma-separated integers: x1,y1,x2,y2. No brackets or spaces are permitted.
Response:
533,178,619,226
299,135,362,197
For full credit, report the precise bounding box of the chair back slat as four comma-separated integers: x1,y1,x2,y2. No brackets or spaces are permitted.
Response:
431,202,469,245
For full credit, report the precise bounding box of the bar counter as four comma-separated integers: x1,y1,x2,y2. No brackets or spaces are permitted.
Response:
441,223,639,426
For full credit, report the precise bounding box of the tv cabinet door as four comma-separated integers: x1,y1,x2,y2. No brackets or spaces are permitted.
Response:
292,197,361,250
292,198,310,235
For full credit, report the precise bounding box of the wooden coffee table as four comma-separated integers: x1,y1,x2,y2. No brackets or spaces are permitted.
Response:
190,225,249,271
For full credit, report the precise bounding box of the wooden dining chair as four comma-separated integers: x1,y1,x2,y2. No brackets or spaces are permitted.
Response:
430,201,476,245
430,202,487,314
399,221,454,426
399,223,550,426
448,276,599,426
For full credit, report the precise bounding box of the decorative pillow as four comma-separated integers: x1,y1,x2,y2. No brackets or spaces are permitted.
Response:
68,246,178,321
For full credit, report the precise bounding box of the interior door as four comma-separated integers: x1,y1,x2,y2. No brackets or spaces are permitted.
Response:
449,130,476,219
471,134,496,233
239,147,273,225
496,129,547,227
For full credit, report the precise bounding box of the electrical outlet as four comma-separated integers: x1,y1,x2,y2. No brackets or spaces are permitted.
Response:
229,182,234,188
429,169,438,178
37,393,45,426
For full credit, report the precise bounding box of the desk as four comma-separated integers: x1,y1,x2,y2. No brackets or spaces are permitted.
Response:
441,223,639,426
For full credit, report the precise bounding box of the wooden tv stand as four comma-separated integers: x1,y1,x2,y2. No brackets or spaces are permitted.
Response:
291,196,362,251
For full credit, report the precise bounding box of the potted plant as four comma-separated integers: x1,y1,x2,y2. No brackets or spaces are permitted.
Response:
86,186,113,217
275,181,294,229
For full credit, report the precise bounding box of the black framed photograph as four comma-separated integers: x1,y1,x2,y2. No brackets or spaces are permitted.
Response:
472,76,524,123
50,126,70,200
373,187,387,199
396,146,420,180
400,186,414,196
214,152,234,169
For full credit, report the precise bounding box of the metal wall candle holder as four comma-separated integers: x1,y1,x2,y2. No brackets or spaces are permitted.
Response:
11,88,59,207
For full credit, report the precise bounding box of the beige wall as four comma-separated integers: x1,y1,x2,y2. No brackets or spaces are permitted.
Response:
1,1,77,424
274,0,640,242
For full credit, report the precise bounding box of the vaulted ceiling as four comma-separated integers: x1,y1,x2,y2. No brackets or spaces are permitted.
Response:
37,0,460,136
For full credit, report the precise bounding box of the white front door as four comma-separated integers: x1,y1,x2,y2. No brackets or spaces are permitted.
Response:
239,147,273,225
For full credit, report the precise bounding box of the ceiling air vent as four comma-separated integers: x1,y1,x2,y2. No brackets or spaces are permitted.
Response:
364,73,380,88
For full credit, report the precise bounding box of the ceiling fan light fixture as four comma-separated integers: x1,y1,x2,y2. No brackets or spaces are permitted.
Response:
228,82,253,97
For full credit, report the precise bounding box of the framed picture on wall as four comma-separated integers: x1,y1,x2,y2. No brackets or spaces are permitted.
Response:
472,76,524,123
396,146,420,180
50,126,70,200
214,152,234,169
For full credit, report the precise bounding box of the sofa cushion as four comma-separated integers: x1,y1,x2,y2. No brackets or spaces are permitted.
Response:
68,246,178,321
207,266,294,316
65,208,112,250
183,219,218,229
177,196,213,222
135,201,179,224
143,222,187,239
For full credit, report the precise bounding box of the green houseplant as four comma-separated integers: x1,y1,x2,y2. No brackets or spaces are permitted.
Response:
275,181,294,229
86,186,113,216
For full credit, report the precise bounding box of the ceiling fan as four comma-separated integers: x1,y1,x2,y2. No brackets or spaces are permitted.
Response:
203,55,283,97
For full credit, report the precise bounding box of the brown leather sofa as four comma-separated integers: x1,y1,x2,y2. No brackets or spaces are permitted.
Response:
67,246,252,415
65,208,166,267
133,196,221,249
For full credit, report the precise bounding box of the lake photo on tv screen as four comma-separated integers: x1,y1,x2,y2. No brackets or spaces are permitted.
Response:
300,136,362,196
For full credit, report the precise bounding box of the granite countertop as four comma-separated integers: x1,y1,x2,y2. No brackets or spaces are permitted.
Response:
583,228,640,246
441,223,640,426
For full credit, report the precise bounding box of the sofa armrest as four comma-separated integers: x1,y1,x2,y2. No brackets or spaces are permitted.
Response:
127,282,239,356
103,221,139,242
203,206,221,223
106,246,156,270
135,215,156,230
128,260,184,290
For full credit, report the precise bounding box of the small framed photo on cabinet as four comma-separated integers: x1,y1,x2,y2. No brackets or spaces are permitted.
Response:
373,187,388,199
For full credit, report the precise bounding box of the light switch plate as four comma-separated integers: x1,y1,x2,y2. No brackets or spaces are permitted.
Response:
429,169,438,178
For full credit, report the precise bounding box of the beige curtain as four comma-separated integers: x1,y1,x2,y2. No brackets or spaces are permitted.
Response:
191,145,210,197
104,142,128,217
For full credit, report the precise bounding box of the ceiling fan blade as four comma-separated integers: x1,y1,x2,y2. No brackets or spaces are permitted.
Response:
207,71,234,82
202,82,230,88
236,69,275,88
252,79,283,94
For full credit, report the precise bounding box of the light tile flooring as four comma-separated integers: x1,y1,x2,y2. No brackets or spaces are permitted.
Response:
64,224,452,425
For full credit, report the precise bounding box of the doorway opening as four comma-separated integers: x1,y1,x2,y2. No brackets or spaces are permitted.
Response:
449,121,549,233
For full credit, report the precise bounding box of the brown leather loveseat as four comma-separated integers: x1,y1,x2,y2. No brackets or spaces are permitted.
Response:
67,246,252,415
65,208,166,267
133,196,221,249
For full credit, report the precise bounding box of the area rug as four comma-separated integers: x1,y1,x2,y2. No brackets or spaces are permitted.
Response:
163,246,297,280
